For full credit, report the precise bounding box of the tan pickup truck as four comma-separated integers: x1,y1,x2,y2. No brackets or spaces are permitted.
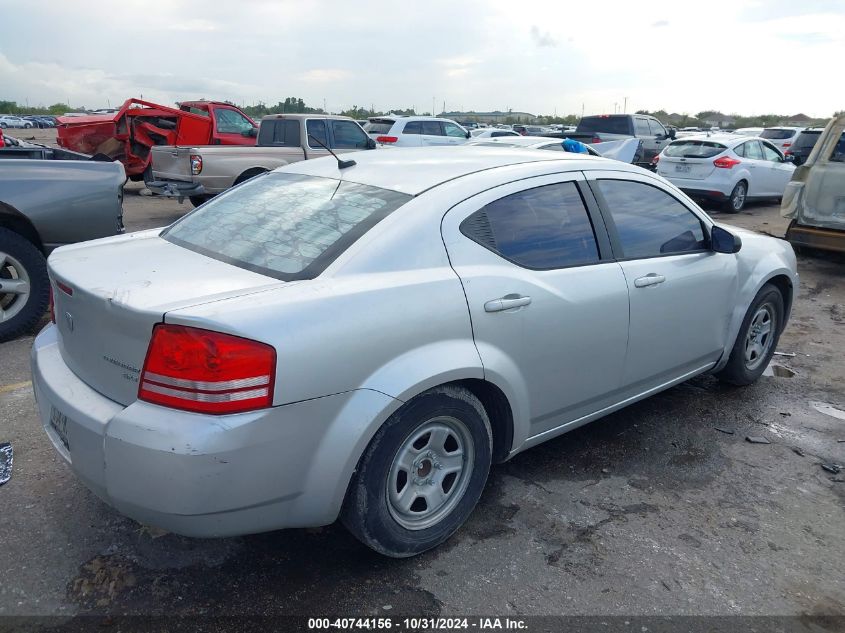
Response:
146,113,376,206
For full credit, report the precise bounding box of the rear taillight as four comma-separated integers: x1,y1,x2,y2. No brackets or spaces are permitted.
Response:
591,136,601,144
138,324,276,415
782,143,792,148
785,149,793,155
376,136,398,144
652,154,660,165
190,154,203,175
713,156,740,169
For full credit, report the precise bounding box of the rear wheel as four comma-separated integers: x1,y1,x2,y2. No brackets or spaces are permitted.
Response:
716,283,784,385
341,385,492,557
189,195,212,208
234,168,268,186
723,181,747,213
0,228,49,342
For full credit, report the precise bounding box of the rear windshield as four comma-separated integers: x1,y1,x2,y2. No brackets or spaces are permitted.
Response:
364,119,395,134
664,140,727,159
577,116,631,135
162,173,411,281
760,129,795,140
793,130,821,149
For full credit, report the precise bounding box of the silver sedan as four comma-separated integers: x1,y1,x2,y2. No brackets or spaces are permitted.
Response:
32,147,798,557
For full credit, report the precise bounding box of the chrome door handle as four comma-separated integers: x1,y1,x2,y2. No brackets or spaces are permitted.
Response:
484,295,532,312
634,274,666,288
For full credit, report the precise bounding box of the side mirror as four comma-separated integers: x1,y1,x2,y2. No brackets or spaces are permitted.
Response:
667,128,677,140
711,225,742,254
783,154,795,163
242,128,258,138
465,131,471,139
366,137,376,149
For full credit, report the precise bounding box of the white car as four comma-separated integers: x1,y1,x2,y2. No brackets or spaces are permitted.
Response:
759,127,804,153
0,115,33,129
364,115,470,147
469,128,520,138
656,135,795,212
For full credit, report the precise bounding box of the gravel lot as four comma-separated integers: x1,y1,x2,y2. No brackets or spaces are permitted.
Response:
1,129,843,624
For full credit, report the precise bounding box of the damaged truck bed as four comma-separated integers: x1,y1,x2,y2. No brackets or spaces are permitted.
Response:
781,114,845,252
56,98,258,180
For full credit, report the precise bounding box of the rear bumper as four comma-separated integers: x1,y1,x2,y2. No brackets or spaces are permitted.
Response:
31,325,398,537
678,188,729,202
785,221,845,253
145,179,206,199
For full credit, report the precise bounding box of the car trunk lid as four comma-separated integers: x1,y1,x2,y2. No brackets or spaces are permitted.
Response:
48,231,285,406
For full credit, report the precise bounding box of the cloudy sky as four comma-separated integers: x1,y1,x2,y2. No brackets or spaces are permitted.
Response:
1,0,842,117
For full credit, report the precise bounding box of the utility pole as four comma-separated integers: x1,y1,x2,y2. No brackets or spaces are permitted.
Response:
623,96,628,114
432,96,435,117
323,98,327,113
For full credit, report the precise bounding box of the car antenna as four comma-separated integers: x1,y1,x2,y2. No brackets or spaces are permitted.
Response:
307,133,356,169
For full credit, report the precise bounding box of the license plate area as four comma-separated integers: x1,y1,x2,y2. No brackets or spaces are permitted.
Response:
49,405,70,451
675,164,692,173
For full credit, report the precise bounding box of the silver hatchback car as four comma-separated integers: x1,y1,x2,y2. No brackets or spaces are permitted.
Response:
32,147,797,557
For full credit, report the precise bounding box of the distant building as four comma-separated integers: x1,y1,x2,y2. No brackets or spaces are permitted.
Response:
441,110,538,124
783,113,814,126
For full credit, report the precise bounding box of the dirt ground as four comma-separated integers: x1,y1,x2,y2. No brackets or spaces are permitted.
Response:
1,129,843,627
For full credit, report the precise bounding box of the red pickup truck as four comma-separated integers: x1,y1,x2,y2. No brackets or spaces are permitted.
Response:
56,98,257,179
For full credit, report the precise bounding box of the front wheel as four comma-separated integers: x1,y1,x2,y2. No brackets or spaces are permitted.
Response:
716,283,784,386
0,228,49,342
189,195,212,208
341,385,492,557
723,181,747,213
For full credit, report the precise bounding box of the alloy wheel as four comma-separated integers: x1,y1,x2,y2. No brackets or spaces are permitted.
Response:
0,251,31,324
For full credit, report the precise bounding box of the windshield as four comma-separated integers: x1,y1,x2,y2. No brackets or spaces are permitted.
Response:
664,140,727,159
163,173,411,281
793,131,821,149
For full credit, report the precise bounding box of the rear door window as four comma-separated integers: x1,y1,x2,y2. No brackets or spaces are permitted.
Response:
163,173,411,281
402,121,422,135
306,119,328,148
460,181,600,269
421,121,443,136
596,179,707,258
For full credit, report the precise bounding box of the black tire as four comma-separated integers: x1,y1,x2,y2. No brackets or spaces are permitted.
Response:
723,181,747,213
341,385,493,557
189,195,212,208
715,283,785,386
0,228,49,342
233,168,267,186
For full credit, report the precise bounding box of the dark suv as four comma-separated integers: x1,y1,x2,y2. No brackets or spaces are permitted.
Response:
786,128,823,166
